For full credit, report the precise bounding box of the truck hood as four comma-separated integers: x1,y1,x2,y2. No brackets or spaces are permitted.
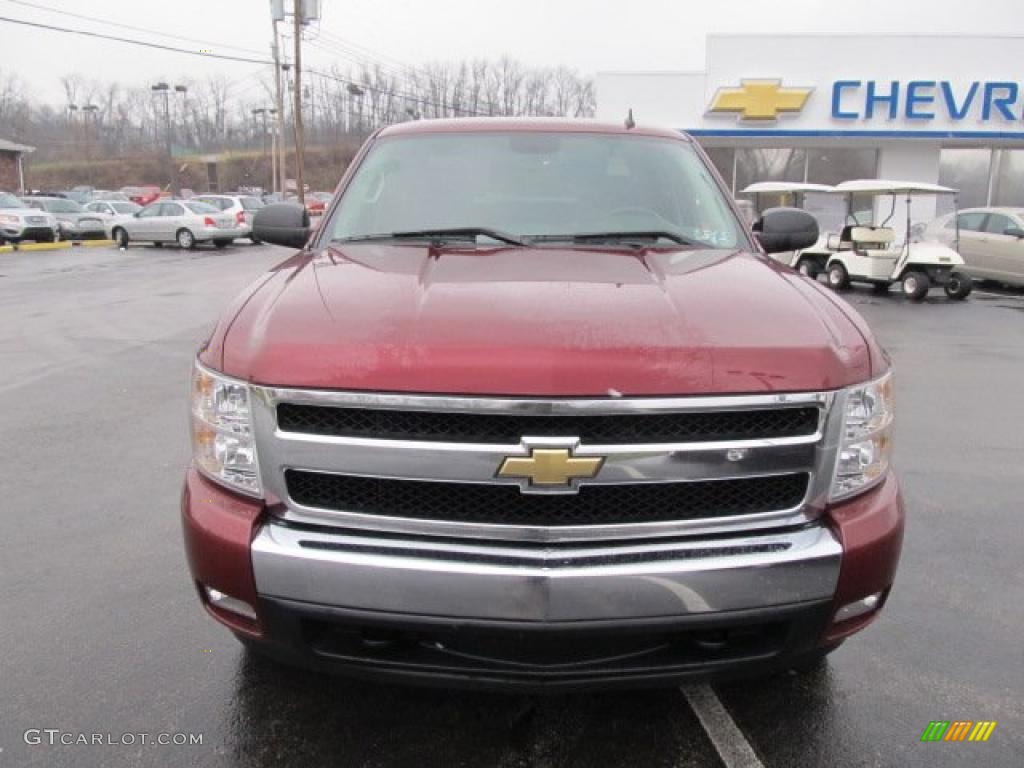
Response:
209,244,877,396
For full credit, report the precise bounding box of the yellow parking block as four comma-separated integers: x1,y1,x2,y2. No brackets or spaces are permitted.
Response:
0,244,14,253
16,241,72,252
75,239,116,248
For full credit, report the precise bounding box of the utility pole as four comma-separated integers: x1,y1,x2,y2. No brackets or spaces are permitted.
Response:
271,19,286,195
292,0,306,206
252,108,274,192
151,82,187,195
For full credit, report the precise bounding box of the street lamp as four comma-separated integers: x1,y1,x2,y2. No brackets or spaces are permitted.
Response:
252,107,277,193
152,83,187,194
347,83,365,134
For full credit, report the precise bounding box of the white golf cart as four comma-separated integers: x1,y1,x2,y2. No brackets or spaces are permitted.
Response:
821,180,972,301
739,182,836,277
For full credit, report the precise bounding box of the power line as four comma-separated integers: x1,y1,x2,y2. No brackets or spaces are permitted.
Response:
0,0,268,56
0,15,273,65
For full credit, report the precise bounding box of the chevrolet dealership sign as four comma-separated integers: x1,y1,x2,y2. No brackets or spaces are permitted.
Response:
707,79,1024,125
830,80,1022,122
597,35,1024,139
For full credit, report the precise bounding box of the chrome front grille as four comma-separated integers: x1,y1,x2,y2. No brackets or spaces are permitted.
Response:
251,388,840,543
275,402,821,444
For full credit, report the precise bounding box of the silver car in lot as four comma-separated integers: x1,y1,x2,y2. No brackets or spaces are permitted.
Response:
84,200,143,239
111,200,242,249
21,196,106,240
0,191,59,243
923,207,1024,288
192,194,264,243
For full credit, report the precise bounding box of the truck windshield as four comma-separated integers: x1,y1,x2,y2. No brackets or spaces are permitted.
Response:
327,133,745,249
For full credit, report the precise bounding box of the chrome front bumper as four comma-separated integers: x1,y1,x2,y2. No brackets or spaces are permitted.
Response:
252,520,842,622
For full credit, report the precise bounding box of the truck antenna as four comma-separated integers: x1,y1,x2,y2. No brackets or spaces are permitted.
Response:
625,109,635,130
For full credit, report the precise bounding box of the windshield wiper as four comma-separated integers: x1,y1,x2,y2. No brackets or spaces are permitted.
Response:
335,227,525,246
528,231,697,247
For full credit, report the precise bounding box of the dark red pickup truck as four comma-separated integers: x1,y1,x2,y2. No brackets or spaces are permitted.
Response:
183,119,902,690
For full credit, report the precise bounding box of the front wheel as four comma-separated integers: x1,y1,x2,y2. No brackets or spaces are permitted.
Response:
945,271,973,300
826,262,849,290
112,227,129,249
176,228,196,250
902,270,931,301
796,258,819,278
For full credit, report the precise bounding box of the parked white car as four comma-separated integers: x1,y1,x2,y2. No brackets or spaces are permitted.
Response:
111,200,242,249
191,194,264,243
84,200,142,239
0,191,59,243
922,207,1024,288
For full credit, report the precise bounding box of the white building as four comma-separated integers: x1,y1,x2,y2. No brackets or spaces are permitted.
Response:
597,35,1024,227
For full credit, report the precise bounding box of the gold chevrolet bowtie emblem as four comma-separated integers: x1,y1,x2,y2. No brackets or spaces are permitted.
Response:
498,448,603,488
707,79,813,121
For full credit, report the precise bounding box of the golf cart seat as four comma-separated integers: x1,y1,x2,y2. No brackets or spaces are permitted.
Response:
832,225,896,253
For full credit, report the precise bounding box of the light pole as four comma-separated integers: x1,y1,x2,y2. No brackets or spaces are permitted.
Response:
252,107,277,193
347,83,365,134
151,82,187,195
81,104,99,188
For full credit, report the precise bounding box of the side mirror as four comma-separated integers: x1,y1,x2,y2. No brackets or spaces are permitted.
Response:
1003,227,1024,239
752,207,819,254
253,203,312,249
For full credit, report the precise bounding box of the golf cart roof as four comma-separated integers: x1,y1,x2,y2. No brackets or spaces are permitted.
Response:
832,179,957,195
740,182,835,194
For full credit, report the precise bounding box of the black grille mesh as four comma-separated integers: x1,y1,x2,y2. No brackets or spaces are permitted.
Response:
277,404,819,445
285,470,809,526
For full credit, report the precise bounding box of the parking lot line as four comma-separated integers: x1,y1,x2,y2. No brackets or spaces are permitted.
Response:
682,684,765,768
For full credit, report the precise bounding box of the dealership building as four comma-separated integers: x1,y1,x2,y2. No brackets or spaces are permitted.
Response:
596,35,1024,228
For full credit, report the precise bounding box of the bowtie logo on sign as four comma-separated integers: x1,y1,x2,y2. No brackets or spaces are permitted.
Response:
707,79,814,121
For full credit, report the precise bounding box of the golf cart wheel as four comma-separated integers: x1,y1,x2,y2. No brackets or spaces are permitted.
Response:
902,270,930,301
796,258,819,278
112,227,129,249
213,239,232,249
826,262,849,290
176,228,196,250
945,271,973,300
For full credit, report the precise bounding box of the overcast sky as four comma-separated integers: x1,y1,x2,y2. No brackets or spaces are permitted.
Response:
2,0,1024,105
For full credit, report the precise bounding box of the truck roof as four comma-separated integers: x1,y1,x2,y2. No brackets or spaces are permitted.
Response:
376,117,690,142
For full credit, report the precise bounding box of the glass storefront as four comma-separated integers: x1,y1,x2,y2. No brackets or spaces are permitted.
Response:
992,150,1024,208
938,149,991,213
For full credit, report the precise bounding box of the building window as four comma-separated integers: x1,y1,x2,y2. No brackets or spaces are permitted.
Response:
735,148,806,196
703,147,735,192
938,149,992,214
806,148,878,232
991,150,1024,208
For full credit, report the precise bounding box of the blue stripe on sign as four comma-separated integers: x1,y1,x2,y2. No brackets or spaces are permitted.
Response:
685,129,1024,140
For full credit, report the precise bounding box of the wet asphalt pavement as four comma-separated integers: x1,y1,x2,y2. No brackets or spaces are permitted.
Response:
1,243,1021,767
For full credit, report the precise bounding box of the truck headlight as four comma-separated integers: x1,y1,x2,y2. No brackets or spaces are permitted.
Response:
190,361,262,497
830,371,894,501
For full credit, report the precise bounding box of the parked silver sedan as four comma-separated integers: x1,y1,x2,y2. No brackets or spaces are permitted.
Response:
923,207,1024,287
84,200,142,239
191,194,264,243
21,196,106,240
111,200,242,249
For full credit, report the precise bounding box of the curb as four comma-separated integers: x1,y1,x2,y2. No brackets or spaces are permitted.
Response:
0,239,116,253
